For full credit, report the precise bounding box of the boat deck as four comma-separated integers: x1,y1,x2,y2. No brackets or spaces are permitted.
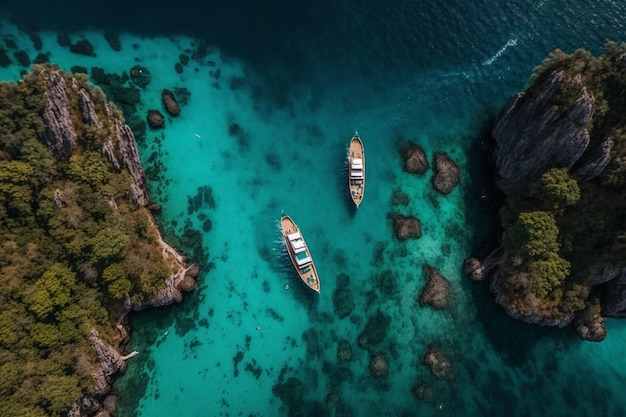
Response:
281,215,320,293
349,135,365,207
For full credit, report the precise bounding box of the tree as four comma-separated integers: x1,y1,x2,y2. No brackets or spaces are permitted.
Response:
29,322,62,350
29,263,76,319
541,168,581,208
0,306,21,347
0,160,34,215
91,226,129,263
0,66,196,416
0,360,22,398
504,211,560,259
138,264,171,294
41,375,82,416
67,151,110,191
107,278,133,299
0,398,46,417
530,252,571,298
102,263,132,298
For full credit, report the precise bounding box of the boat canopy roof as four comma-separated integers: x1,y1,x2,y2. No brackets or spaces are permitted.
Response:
291,239,306,251
287,231,301,241
351,168,364,178
352,158,363,166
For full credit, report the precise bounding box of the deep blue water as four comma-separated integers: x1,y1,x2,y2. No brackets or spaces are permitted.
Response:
2,1,626,416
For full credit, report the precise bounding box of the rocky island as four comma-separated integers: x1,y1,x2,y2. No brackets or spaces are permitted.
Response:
467,42,626,342
0,65,199,416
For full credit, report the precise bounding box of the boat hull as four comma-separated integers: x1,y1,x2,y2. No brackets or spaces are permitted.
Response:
348,133,365,208
280,214,320,293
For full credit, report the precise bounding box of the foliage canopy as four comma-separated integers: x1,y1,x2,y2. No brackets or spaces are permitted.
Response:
0,65,177,416
500,42,626,320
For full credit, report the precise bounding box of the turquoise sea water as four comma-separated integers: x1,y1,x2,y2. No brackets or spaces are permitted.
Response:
2,1,626,416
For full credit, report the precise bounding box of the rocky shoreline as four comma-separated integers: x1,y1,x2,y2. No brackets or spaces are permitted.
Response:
465,47,626,342
36,67,201,416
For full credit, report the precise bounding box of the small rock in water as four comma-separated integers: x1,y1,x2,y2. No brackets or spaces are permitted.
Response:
162,89,180,116
418,265,452,310
147,109,165,129
431,152,460,194
401,142,429,174
388,213,421,240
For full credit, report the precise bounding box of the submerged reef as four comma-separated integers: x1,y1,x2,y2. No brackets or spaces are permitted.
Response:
431,152,460,194
469,42,626,341
419,266,452,310
401,142,429,174
0,65,200,416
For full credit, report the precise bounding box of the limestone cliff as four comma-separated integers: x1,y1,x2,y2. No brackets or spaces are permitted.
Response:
41,70,77,157
598,267,626,317
78,88,103,129
33,66,201,412
101,120,150,207
41,68,150,207
493,70,594,195
88,329,127,396
474,45,626,341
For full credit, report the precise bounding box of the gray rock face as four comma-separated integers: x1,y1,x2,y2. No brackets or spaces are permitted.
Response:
89,329,126,396
101,120,149,206
68,396,107,417
574,139,613,181
586,264,626,287
493,71,594,195
41,71,77,157
599,267,626,317
78,88,103,128
102,135,123,171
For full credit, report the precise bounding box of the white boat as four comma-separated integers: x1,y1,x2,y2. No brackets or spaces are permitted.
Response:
280,213,320,293
348,131,365,208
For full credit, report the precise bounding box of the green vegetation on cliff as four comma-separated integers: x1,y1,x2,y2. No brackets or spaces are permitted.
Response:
499,43,626,321
0,66,177,416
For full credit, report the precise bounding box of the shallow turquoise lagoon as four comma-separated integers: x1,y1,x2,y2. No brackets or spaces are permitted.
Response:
1,1,626,415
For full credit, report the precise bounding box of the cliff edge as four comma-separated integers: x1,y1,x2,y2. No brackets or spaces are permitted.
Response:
471,44,626,341
0,65,202,416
